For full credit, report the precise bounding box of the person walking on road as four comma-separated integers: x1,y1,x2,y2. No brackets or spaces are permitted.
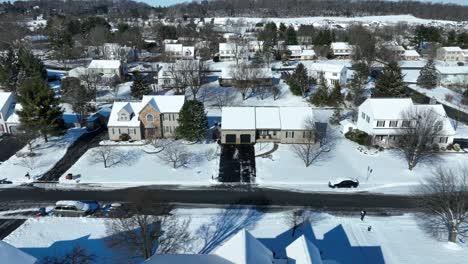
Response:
360,210,367,221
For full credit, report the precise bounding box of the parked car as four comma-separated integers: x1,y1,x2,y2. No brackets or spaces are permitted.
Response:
53,200,100,217
101,203,127,217
328,178,359,188
0,178,12,184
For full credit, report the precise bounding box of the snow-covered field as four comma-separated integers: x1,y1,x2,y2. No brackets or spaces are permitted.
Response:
4,208,467,263
256,129,468,194
0,128,86,183
59,142,220,187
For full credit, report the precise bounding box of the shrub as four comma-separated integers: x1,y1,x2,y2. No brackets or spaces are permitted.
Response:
432,143,440,152
345,129,370,146
119,133,130,141
453,143,461,152
446,143,453,150
445,94,454,102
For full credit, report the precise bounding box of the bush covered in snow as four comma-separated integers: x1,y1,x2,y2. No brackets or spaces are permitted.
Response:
345,129,370,146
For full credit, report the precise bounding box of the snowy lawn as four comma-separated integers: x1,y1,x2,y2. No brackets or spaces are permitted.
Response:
59,141,220,187
4,208,467,264
0,128,86,183
256,130,468,194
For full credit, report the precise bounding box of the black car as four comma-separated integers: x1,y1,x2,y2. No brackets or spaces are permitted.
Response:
0,178,12,184
328,179,359,188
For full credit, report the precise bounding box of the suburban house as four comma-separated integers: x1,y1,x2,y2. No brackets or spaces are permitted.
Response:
331,42,353,59
146,229,323,264
436,47,465,62
402,49,421,61
248,40,264,55
285,45,315,61
87,59,123,82
220,106,325,144
164,43,195,60
219,42,248,62
219,67,273,87
0,92,15,134
351,98,455,146
301,49,316,60
307,63,348,87
0,240,37,264
107,95,185,141
157,60,201,89
435,65,468,86
87,43,136,63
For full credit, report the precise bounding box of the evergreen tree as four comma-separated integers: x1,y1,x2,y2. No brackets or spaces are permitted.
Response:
328,82,343,106
130,71,152,99
17,77,64,142
278,23,287,41
176,100,208,142
285,63,309,97
348,62,369,106
372,62,406,98
310,73,329,106
417,60,439,89
329,108,342,125
0,47,19,92
285,26,298,45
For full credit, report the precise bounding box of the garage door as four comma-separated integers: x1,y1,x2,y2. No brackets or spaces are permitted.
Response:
225,134,236,144
240,134,251,144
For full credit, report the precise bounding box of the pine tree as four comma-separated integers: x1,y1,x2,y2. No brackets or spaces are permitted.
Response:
417,60,439,89
329,108,342,125
285,26,298,45
130,71,152,99
372,62,406,98
17,77,64,142
328,82,343,106
285,63,309,97
0,47,19,92
176,100,208,142
310,73,329,106
348,62,369,106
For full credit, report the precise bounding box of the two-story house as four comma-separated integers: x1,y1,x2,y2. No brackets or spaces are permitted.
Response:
87,60,122,83
331,42,353,59
107,95,185,141
286,45,316,61
219,42,248,62
436,47,464,62
220,106,325,144
355,98,455,146
87,43,136,63
0,92,15,134
402,49,421,61
164,43,195,60
307,63,347,87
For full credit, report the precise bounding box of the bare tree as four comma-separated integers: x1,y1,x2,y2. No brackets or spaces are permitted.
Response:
16,127,39,155
106,194,192,260
230,36,248,66
79,72,101,98
292,117,331,167
158,142,190,168
42,246,96,264
18,155,37,171
169,60,209,99
284,209,325,238
415,165,468,243
211,87,238,109
91,146,122,168
272,84,282,100
397,107,445,170
230,63,267,100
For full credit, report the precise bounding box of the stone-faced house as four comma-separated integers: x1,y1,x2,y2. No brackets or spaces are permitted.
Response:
107,95,185,141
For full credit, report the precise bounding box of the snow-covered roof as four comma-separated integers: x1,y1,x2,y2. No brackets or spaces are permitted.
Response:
0,241,37,264
286,235,323,264
287,45,302,51
108,96,185,127
302,49,316,56
145,255,232,264
255,107,281,129
219,43,236,51
403,49,420,57
307,63,346,74
68,66,87,78
88,60,121,69
435,65,468,75
415,104,455,135
213,229,273,264
360,98,414,120
0,92,13,110
6,103,21,124
331,42,351,50
440,46,463,52
280,107,314,130
221,107,256,130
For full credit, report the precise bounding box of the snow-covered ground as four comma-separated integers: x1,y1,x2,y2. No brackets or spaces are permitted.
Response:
59,141,220,187
256,129,468,194
0,128,87,183
4,208,467,263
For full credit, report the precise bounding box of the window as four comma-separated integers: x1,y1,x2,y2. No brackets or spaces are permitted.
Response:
118,128,121,134
376,121,385,127
120,113,127,121
361,112,365,119
146,114,154,122
389,121,398,127
366,116,370,123
439,137,448,143
402,120,411,127
134,129,136,134
112,128,115,135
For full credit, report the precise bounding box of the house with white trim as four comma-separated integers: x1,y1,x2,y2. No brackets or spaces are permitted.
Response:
307,63,347,87
220,106,325,144
286,45,316,61
354,98,455,146
331,42,353,59
107,95,185,141
436,47,464,62
164,43,195,60
402,49,421,61
219,42,248,62
87,60,122,82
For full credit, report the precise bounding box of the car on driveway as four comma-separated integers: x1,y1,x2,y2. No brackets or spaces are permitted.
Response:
53,200,100,217
328,178,359,188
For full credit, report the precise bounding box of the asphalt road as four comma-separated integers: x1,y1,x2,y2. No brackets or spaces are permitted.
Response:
0,185,418,211
0,219,26,239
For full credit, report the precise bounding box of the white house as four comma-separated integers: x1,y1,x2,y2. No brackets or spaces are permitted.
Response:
331,42,353,58
307,63,347,87
356,98,455,146
287,45,303,60
0,240,37,264
107,95,185,141
402,49,421,61
435,65,468,86
219,67,273,87
164,43,195,60
0,92,15,134
436,47,464,62
219,42,248,62
87,60,122,81
87,43,136,63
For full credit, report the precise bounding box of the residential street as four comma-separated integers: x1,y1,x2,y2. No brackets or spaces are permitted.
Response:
0,185,417,210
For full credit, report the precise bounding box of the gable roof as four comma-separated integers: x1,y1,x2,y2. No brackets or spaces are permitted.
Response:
221,107,256,130
286,235,323,264
331,42,351,50
213,229,273,264
0,92,13,110
88,60,121,69
360,98,414,120
280,107,314,130
441,46,463,52
435,65,468,75
307,63,346,73
255,107,281,129
0,241,37,264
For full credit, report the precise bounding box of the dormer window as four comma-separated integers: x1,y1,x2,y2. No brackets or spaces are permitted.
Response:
119,113,128,121
146,114,154,122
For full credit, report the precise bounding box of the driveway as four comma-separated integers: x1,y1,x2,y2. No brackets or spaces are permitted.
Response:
218,144,256,183
0,135,25,162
